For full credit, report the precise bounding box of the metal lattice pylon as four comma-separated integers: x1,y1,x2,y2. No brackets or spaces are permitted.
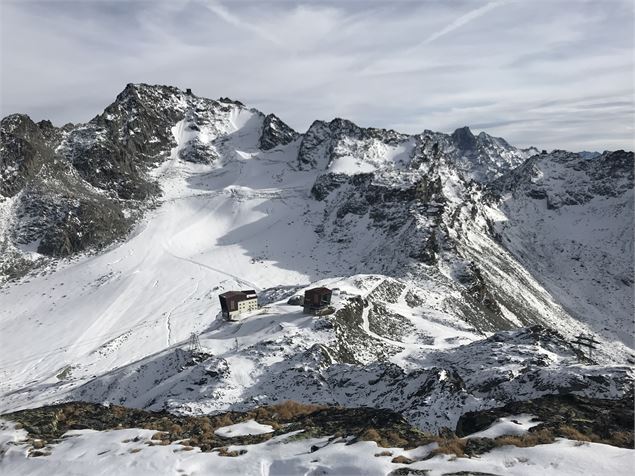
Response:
573,333,599,361
187,332,202,354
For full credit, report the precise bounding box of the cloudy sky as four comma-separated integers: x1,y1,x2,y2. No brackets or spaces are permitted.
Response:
1,0,633,151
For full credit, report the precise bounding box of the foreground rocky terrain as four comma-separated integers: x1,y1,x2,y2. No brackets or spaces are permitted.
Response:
0,84,633,474
1,394,632,475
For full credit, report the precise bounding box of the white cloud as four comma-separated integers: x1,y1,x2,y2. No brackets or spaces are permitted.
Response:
203,1,285,48
0,0,633,151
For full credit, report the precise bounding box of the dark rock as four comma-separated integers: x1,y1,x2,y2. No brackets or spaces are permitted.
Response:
2,401,437,454
451,126,477,152
287,295,303,306
389,469,430,476
259,114,299,150
455,394,634,448
391,455,415,464
463,437,496,457
0,114,56,197
437,427,456,439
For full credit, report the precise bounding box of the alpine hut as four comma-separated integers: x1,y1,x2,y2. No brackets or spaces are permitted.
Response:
303,287,332,315
219,290,258,320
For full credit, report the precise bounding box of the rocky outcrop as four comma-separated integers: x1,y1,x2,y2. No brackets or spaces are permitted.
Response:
455,393,634,448
0,113,141,270
449,126,538,182
298,118,407,169
0,114,58,197
488,149,634,345
3,401,437,453
258,113,298,150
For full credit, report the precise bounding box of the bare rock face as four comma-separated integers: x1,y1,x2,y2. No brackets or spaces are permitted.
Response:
0,85,184,275
298,118,407,169
259,113,299,150
0,114,134,274
0,114,57,197
451,125,478,152
60,83,188,199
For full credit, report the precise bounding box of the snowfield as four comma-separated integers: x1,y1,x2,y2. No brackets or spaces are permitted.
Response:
465,414,541,439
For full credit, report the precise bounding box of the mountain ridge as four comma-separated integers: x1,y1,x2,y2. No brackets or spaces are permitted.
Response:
0,83,632,443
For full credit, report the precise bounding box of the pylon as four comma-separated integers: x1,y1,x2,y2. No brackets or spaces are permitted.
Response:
187,332,202,354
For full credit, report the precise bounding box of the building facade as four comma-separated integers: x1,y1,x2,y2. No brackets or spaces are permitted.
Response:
219,290,258,320
303,287,332,314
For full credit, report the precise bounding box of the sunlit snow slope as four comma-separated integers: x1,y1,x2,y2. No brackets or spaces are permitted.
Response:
1,108,320,403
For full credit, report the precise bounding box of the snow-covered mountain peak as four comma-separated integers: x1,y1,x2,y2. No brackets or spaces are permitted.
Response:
298,118,410,171
448,126,539,182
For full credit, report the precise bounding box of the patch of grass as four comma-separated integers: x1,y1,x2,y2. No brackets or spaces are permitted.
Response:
494,428,555,448
384,431,410,448
358,427,434,449
151,431,168,441
428,438,466,458
360,428,382,443
557,425,593,442
169,424,183,437
212,414,234,428
603,431,633,447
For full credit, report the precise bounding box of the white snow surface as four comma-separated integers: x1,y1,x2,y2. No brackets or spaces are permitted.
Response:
1,420,633,476
465,414,541,439
214,420,274,438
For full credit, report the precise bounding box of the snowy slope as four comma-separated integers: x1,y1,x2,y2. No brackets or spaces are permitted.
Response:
491,150,634,345
0,83,632,465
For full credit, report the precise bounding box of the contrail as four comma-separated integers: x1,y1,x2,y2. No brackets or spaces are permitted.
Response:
358,0,510,76
205,0,284,47
419,0,508,46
